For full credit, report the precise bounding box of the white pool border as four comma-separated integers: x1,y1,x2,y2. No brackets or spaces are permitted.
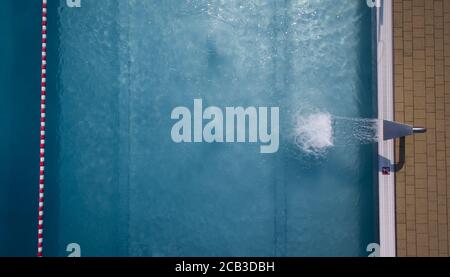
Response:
376,0,396,257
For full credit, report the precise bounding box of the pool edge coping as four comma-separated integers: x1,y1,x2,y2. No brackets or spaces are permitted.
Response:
377,0,396,257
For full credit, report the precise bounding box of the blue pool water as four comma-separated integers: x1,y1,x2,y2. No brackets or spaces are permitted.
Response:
0,2,42,256
1,0,378,256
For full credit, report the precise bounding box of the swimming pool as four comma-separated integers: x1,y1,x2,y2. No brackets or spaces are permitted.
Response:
1,0,379,257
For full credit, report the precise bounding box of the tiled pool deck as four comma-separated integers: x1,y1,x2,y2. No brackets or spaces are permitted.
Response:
393,0,450,256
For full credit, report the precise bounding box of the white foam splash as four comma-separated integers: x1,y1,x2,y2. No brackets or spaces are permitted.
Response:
293,112,333,156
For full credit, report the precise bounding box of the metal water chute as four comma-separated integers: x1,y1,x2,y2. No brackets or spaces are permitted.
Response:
383,120,426,140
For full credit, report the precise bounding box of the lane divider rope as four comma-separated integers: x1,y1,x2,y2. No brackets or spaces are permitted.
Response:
37,0,47,257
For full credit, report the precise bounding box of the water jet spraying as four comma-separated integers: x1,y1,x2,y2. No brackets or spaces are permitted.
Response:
292,113,426,156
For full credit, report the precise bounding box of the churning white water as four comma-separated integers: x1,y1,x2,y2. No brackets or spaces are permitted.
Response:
293,113,379,156
294,113,334,155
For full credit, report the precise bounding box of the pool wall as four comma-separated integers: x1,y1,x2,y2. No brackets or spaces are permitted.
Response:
376,0,396,257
